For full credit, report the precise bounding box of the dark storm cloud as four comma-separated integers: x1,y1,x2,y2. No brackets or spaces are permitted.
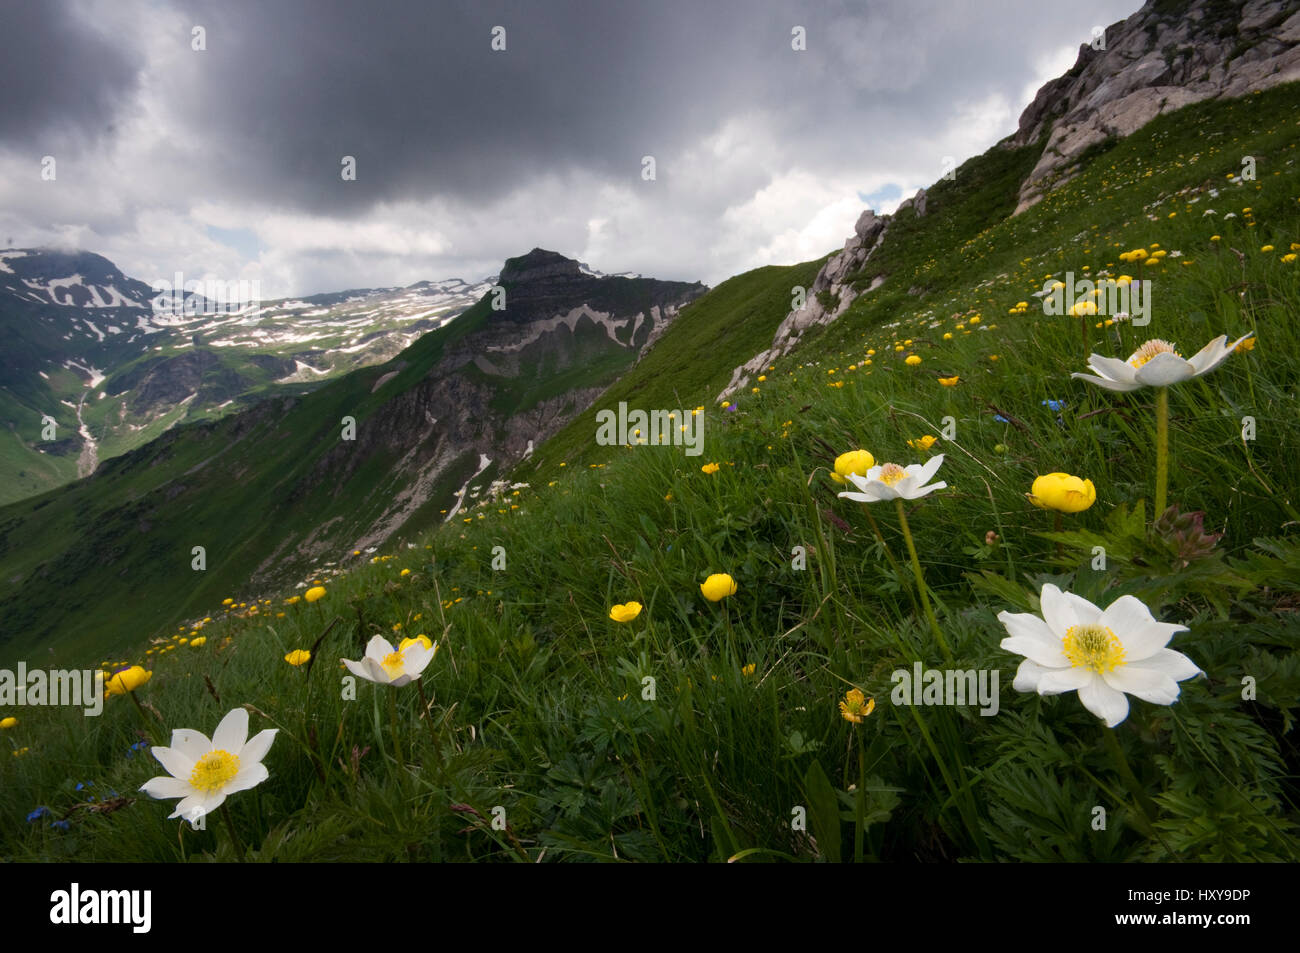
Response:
0,0,1142,294
150,0,1135,218
158,0,806,214
0,0,141,147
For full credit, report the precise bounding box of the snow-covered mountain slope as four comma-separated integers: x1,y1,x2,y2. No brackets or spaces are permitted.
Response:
0,248,493,504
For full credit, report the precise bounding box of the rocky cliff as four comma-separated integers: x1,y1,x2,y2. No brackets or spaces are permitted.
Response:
719,0,1298,401
1011,0,1300,213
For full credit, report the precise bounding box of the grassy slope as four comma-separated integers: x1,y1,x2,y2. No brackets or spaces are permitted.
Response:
521,257,829,477
0,300,496,665
2,84,1299,863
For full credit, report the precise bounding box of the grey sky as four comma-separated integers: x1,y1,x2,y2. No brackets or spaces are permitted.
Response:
0,0,1140,296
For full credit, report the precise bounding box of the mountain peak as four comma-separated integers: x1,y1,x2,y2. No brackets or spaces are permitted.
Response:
498,248,582,284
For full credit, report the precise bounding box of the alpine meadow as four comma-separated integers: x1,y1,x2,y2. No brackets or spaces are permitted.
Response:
1,0,1298,879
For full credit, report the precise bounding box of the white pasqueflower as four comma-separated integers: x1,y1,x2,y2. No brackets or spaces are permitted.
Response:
1071,333,1253,392
998,584,1202,727
140,708,277,821
837,454,947,503
343,634,437,687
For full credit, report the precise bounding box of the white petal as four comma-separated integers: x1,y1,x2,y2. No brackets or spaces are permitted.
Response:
1036,667,1094,694
1087,355,1137,384
1126,648,1203,683
912,453,945,486
402,645,434,676
222,761,269,796
999,610,1069,667
1097,593,1155,634
1120,621,1187,662
1012,658,1050,692
843,472,871,492
1071,371,1143,392
1040,585,1102,636
169,728,211,762
1078,678,1130,726
836,490,872,504
168,795,205,821
905,480,946,499
1134,353,1194,387
140,775,193,800
363,657,393,684
238,728,278,766
1102,666,1180,705
363,635,396,662
1185,335,1227,374
342,657,374,682
150,745,195,780
211,708,249,754
1097,596,1184,662
167,791,226,821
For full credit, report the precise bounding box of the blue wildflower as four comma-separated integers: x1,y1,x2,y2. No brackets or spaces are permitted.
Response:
50,820,71,832
1041,400,1065,412
26,806,51,823
994,414,1009,424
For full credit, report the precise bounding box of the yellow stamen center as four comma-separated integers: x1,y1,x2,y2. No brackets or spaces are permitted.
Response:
189,750,241,793
878,463,906,486
1062,624,1126,674
381,650,406,678
1127,339,1180,369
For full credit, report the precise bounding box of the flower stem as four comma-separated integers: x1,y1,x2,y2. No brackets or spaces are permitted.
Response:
894,498,952,662
126,688,162,745
862,505,909,587
415,677,444,772
1054,511,1063,560
387,687,402,769
1154,387,1169,518
219,804,246,861
1101,725,1159,829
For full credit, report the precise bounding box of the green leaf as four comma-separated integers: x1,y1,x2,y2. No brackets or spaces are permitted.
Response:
802,760,842,863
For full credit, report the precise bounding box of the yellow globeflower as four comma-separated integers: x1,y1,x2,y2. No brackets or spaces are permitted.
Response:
839,688,875,724
0,717,17,729
905,355,922,366
938,376,960,387
399,634,434,652
907,435,938,452
609,602,643,623
284,650,312,667
190,637,207,648
831,449,875,485
700,573,738,602
304,586,327,603
105,666,153,697
701,462,721,475
741,663,756,677
1027,473,1096,513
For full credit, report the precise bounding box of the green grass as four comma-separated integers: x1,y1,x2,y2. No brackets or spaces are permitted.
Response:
2,82,1299,863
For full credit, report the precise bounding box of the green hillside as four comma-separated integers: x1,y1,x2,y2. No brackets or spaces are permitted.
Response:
2,82,1298,863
